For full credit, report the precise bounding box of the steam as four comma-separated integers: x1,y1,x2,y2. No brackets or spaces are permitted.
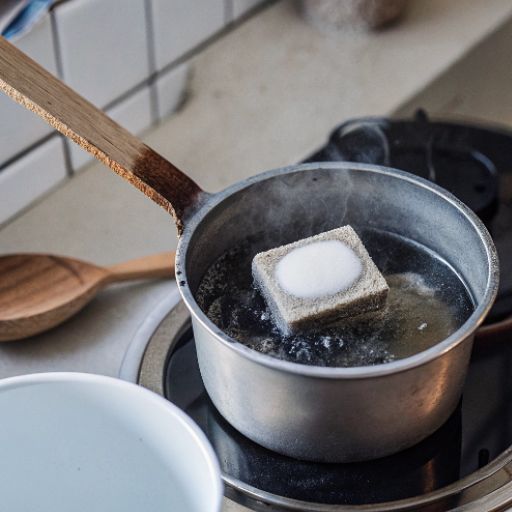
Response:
334,120,391,167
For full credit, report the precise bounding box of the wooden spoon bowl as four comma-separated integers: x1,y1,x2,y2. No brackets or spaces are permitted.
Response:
0,252,174,342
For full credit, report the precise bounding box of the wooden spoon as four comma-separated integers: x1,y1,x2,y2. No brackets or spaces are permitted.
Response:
0,252,175,342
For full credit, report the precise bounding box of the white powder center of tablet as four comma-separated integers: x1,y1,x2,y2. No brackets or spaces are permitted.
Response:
275,240,363,299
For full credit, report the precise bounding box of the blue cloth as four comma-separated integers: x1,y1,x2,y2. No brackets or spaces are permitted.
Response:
2,0,52,40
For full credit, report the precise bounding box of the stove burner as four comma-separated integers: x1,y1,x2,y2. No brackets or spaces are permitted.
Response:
166,329,462,505
305,111,512,324
131,113,512,510
136,301,512,511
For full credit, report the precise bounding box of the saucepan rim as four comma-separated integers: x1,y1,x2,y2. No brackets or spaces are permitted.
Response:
176,162,499,380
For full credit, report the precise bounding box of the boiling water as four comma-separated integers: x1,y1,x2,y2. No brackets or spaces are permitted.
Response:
196,229,474,367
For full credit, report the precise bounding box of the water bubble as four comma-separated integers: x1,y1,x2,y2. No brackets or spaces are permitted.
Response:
321,336,332,349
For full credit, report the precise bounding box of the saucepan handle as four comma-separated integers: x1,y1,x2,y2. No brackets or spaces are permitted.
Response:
0,37,202,234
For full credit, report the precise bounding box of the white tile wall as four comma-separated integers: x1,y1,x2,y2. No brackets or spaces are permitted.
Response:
53,0,150,108
0,0,267,222
68,86,154,172
154,62,190,121
0,136,67,225
150,0,226,71
231,0,264,20
0,15,58,165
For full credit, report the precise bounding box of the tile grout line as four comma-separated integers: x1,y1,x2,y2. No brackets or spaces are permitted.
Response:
0,133,56,173
144,0,160,124
49,6,74,178
224,0,234,25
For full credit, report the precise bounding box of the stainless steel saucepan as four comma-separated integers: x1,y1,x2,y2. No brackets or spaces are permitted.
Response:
0,39,498,462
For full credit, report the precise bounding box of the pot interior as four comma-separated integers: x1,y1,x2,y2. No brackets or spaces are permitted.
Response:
183,164,496,355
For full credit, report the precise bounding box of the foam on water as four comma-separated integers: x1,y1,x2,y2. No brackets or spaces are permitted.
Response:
196,228,474,367
275,240,362,298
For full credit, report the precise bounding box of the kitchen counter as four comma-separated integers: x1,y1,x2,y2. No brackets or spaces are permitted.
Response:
1,0,512,509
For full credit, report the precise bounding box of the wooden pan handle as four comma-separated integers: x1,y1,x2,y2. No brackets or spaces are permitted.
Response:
106,252,175,283
0,37,202,233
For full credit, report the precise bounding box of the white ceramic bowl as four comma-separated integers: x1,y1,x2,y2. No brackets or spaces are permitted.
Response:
0,372,222,512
